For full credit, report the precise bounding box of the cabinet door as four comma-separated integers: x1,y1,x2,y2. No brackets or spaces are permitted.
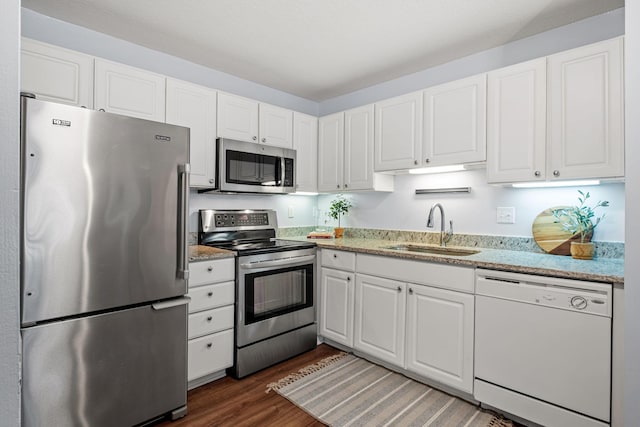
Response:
354,274,406,367
21,38,94,108
319,267,354,347
374,91,423,171
259,103,293,148
406,284,474,393
293,112,318,193
344,104,375,190
217,92,259,142
318,112,345,192
166,78,217,188
94,59,165,122
548,37,624,180
487,58,547,183
424,74,486,166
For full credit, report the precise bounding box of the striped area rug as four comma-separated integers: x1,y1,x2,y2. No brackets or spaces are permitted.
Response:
267,353,512,427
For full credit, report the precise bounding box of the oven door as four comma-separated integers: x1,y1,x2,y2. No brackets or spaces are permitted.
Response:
236,248,316,347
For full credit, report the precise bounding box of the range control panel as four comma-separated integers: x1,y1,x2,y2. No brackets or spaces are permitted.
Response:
199,209,277,232
215,212,269,227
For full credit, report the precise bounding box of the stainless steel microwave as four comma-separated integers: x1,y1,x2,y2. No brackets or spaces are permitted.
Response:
208,138,296,194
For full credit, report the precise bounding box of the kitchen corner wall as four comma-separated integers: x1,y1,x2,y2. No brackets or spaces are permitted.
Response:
1,0,21,425
317,170,625,242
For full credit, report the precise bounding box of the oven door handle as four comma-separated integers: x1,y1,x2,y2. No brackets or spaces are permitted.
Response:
240,254,316,269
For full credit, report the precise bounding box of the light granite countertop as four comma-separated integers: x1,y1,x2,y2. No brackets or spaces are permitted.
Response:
189,245,235,262
286,236,624,285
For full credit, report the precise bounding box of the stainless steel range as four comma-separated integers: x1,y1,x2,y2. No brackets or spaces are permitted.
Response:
198,209,317,378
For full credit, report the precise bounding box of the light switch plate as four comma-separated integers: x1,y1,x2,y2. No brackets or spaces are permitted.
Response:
497,207,516,224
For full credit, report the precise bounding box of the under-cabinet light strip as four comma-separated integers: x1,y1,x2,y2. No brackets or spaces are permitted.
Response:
415,187,471,194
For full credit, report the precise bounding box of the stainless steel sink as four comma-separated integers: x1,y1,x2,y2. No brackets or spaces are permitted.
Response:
381,244,480,256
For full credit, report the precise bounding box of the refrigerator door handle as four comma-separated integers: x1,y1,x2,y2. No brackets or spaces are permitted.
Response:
177,163,190,280
152,296,191,311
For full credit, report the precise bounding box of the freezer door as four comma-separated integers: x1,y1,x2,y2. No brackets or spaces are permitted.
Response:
22,98,190,324
21,300,188,427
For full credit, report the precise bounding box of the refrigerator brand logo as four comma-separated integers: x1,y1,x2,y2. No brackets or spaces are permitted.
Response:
155,135,172,142
52,118,71,127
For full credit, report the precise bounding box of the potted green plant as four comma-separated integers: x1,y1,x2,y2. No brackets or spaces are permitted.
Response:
328,194,352,238
552,190,609,260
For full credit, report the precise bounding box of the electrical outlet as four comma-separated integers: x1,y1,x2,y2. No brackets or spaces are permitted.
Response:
497,207,516,224
288,206,294,218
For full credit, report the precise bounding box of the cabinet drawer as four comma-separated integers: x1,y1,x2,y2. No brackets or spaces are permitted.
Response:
188,329,234,381
357,254,474,293
188,305,234,339
188,281,235,313
190,258,235,287
321,249,356,271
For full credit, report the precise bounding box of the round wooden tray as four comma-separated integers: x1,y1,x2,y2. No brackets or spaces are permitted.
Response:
532,206,590,255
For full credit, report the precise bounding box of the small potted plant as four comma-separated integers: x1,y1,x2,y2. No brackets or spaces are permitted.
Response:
552,190,609,260
328,194,352,238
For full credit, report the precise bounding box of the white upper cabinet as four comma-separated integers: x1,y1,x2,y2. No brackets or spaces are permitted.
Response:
547,37,624,180
259,103,293,148
293,112,318,193
345,105,393,191
423,74,487,166
487,58,547,183
94,59,166,122
374,91,423,171
217,92,293,148
21,38,94,108
319,106,393,193
166,78,217,188
318,112,345,192
217,92,259,142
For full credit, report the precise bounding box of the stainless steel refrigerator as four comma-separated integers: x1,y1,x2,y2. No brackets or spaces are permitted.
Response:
20,96,191,427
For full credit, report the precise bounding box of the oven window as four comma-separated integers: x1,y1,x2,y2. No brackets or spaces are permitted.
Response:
226,149,282,187
245,264,313,324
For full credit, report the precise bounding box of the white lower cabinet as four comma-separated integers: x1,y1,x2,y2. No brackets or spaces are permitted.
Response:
319,267,355,347
319,250,356,347
187,258,235,389
318,252,476,395
354,274,406,367
406,283,474,393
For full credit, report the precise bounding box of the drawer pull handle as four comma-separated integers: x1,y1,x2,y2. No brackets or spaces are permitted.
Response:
333,254,337,258
409,288,413,295
207,316,213,321
397,286,402,293
206,343,213,349
208,292,213,297
347,276,351,282
207,266,213,272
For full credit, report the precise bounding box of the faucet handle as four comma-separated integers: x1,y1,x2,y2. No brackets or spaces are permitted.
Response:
443,220,454,245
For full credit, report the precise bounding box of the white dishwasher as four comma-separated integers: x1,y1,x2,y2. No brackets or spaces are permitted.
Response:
474,269,612,427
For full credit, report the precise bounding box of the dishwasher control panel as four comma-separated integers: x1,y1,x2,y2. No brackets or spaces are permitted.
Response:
475,269,611,317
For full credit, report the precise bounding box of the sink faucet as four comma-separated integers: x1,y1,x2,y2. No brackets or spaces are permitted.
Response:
427,203,453,247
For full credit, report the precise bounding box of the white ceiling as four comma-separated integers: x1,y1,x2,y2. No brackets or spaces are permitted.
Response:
22,0,623,101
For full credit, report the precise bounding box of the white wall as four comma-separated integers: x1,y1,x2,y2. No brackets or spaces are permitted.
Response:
1,0,22,425
625,1,640,425
318,171,625,242
189,191,318,232
21,8,318,116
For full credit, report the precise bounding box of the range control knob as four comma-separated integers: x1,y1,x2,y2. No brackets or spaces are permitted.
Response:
570,296,588,310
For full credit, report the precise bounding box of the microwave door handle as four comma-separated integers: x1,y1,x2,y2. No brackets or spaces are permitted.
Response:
240,254,316,269
279,156,285,186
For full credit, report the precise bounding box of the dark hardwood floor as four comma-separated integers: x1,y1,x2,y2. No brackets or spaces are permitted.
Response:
157,344,341,427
